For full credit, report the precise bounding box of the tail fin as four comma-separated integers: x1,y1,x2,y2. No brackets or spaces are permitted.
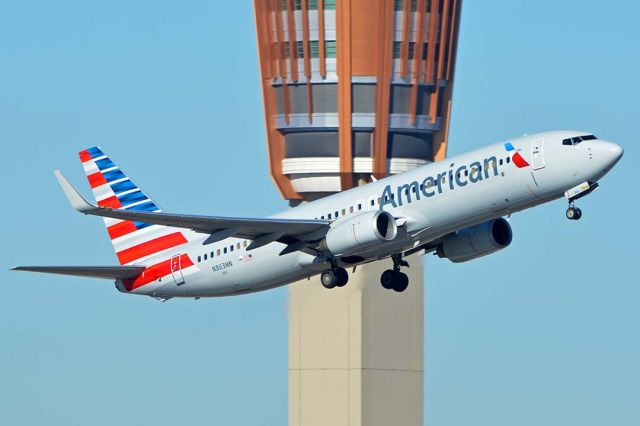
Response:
78,147,194,265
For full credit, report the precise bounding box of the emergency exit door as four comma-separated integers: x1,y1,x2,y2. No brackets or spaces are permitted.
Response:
531,139,545,170
170,254,185,285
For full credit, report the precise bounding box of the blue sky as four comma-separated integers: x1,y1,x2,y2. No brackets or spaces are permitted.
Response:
1,1,638,425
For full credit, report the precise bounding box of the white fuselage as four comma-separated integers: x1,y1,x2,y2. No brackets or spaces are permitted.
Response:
116,130,623,298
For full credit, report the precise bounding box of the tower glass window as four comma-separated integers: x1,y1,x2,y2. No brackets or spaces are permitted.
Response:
325,41,337,58
352,84,376,113
393,0,418,11
310,40,320,58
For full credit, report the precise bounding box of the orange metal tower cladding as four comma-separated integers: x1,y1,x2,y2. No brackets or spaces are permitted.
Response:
254,0,462,200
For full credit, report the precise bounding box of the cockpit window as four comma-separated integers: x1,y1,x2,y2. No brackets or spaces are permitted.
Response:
562,134,598,146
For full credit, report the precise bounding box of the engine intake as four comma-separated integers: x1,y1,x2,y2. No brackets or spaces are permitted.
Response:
323,210,398,256
437,218,513,263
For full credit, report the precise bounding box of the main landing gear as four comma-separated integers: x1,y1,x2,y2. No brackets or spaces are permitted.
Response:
380,254,410,293
566,202,583,221
321,266,349,289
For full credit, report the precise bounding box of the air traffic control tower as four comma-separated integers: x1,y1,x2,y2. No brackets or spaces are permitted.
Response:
253,1,462,424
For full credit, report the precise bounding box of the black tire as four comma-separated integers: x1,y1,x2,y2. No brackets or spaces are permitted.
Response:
381,270,395,289
392,272,409,293
574,208,582,220
321,270,337,289
566,207,576,220
334,267,349,287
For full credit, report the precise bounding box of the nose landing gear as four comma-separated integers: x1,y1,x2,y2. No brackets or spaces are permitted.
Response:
380,254,410,293
564,181,597,221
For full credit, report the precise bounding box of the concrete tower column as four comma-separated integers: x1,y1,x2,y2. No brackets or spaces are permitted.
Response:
288,255,423,426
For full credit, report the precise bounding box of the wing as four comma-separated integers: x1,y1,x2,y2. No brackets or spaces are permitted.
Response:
11,265,145,279
54,171,330,251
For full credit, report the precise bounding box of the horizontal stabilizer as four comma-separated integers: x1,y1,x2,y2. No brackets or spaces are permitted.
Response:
11,265,145,280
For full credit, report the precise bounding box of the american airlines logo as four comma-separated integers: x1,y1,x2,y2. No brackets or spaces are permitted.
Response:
381,143,527,209
505,142,530,168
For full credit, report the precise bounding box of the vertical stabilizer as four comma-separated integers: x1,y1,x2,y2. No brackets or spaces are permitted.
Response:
78,147,196,266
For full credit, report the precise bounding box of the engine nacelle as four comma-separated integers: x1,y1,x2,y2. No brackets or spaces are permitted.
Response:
437,218,513,263
322,210,398,256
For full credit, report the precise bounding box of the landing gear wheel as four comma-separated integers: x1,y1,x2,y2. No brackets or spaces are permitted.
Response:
381,254,411,292
566,207,578,220
574,207,582,220
380,270,409,292
381,270,395,289
334,267,349,287
392,272,409,293
321,270,337,289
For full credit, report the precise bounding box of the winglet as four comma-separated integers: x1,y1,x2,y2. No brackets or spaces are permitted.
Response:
54,170,97,213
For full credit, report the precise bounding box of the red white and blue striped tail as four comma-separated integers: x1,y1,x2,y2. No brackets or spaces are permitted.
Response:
78,147,195,266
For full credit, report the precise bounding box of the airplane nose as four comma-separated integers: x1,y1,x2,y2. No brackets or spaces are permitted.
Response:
600,141,624,167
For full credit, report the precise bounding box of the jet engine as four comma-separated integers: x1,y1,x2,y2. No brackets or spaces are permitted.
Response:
322,210,398,256
437,218,512,263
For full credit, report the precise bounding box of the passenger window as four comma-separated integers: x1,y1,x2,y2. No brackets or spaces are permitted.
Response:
506,157,511,163
342,208,346,215
211,251,214,258
328,213,332,219
499,159,503,165
334,211,338,217
349,206,354,213
197,256,201,263
377,197,381,204
370,199,375,206
243,241,248,247
204,253,208,260
217,249,221,256
230,245,234,252
321,215,324,219
237,243,241,249
223,247,227,254
357,204,362,210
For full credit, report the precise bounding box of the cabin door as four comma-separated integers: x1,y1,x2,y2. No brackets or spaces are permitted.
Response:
531,139,546,170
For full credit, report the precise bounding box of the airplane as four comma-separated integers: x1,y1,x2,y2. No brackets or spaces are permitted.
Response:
12,130,623,298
